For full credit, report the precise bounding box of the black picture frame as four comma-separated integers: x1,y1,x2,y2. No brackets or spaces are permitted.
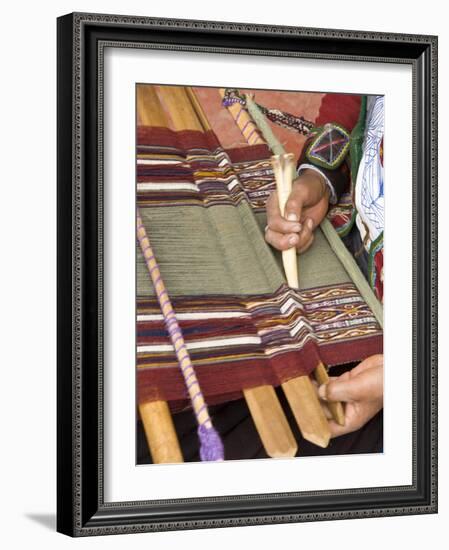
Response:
57,12,438,536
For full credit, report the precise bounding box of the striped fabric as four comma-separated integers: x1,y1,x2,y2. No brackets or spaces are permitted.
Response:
136,125,383,412
137,127,274,210
137,283,382,411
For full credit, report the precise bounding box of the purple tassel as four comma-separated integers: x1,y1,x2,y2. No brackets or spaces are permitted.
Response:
198,424,225,462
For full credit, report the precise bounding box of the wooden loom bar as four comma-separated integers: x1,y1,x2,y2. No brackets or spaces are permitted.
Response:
136,84,184,463
271,154,331,448
137,84,170,127
139,401,183,464
243,385,298,458
166,85,297,458
279,157,344,429
157,85,204,131
314,363,345,426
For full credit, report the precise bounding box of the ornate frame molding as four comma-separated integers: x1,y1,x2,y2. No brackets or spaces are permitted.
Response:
57,12,437,536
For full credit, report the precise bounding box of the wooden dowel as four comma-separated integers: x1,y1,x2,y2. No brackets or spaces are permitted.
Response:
157,86,204,131
139,401,184,464
314,363,345,426
272,154,299,289
243,386,298,458
283,155,344,428
185,87,212,132
272,153,331,447
137,84,170,126
281,377,330,448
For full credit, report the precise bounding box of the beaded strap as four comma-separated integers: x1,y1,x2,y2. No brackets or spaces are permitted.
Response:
222,89,315,136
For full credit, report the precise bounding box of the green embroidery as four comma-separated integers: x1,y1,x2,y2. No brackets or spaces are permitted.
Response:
334,97,368,238
349,95,368,190
368,231,384,292
305,123,350,170
335,208,357,238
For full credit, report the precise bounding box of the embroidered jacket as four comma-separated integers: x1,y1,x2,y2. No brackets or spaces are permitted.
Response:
297,94,384,302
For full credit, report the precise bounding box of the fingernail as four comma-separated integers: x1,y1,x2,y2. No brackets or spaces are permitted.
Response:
292,224,301,232
307,218,314,230
287,213,298,222
288,235,298,245
318,384,328,400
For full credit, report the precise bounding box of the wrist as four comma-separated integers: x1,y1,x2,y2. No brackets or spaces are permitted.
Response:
293,170,330,203
297,164,338,204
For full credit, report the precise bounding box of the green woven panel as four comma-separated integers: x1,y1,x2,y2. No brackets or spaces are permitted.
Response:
138,203,350,297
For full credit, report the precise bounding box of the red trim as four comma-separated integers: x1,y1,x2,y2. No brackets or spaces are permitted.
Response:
225,144,271,163
316,94,362,131
137,126,221,151
137,336,383,411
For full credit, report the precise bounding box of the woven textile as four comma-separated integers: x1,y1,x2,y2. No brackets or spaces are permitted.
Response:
136,125,382,412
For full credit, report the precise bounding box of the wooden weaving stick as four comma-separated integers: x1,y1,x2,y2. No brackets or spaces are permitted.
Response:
274,154,344,428
314,363,345,426
136,84,184,463
243,385,298,458
157,85,204,131
139,401,183,464
271,154,299,288
164,85,297,458
271,154,331,448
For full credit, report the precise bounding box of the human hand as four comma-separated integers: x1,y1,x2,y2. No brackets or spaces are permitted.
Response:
318,354,384,438
265,169,329,253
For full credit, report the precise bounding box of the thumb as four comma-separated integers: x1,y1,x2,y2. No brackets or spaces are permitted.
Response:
318,378,360,403
319,366,382,403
